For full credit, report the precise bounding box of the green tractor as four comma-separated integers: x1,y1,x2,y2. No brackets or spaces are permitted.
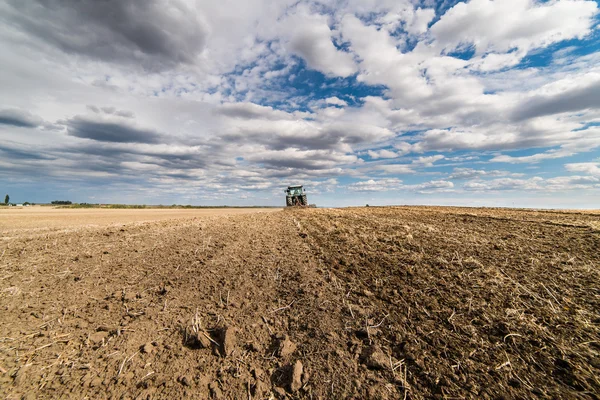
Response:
285,185,308,207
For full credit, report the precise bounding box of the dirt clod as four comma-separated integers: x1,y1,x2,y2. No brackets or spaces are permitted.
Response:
122,291,136,302
178,376,191,387
247,341,262,353
96,325,112,332
209,381,223,399
252,380,270,398
361,345,390,370
277,335,297,358
141,342,154,354
88,331,108,344
290,360,303,392
220,326,237,357
90,377,102,387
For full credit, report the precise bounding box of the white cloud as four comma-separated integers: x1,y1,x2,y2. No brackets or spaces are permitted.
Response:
367,149,398,159
347,178,403,192
375,164,415,174
468,51,525,72
565,162,600,176
407,8,436,35
464,177,545,191
448,168,522,180
347,178,453,193
410,180,454,192
413,154,445,166
446,155,480,162
512,72,600,121
462,174,600,192
1,0,600,206
545,175,600,190
490,126,600,163
325,97,348,107
431,0,598,54
282,5,357,77
341,14,433,106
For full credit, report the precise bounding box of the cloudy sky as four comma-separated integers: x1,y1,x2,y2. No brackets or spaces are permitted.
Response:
1,0,599,207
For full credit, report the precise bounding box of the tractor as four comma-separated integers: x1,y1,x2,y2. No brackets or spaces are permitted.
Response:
285,185,308,207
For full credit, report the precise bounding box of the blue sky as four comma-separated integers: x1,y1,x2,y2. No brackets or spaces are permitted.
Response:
0,0,599,208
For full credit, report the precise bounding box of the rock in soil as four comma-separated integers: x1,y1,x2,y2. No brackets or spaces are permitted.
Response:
361,345,390,370
290,360,303,392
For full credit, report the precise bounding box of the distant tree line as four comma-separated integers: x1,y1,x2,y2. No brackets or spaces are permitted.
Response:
1,194,34,206
51,200,72,205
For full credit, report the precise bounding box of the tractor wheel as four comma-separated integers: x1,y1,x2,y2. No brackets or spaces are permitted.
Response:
286,197,292,206
301,195,307,206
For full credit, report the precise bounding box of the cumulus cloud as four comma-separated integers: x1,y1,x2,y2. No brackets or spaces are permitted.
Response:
216,103,295,120
325,97,348,107
406,7,436,35
367,149,398,159
413,155,445,167
88,106,135,119
243,148,357,171
468,51,525,72
1,0,600,205
545,175,600,190
463,175,600,192
448,168,521,180
431,0,598,54
565,162,600,176
283,5,356,77
347,178,403,192
341,14,432,106
464,177,545,191
448,168,489,180
491,126,600,163
1,0,208,70
491,151,568,164
512,73,600,121
219,114,394,153
66,117,163,144
411,180,454,192
0,142,54,161
0,109,43,128
347,178,453,193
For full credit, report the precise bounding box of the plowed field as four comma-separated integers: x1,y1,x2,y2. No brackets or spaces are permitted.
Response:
1,207,599,399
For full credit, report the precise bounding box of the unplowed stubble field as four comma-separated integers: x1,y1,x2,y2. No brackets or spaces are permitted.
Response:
1,207,599,399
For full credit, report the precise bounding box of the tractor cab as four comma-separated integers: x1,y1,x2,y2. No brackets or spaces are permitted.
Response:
285,185,304,196
285,185,307,206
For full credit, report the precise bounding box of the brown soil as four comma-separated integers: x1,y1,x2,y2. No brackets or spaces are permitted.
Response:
1,206,599,399
0,207,280,239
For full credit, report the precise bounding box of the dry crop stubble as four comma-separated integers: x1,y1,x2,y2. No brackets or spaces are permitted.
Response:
0,206,598,399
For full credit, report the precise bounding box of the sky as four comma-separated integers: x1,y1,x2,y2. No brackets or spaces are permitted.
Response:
0,0,599,208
